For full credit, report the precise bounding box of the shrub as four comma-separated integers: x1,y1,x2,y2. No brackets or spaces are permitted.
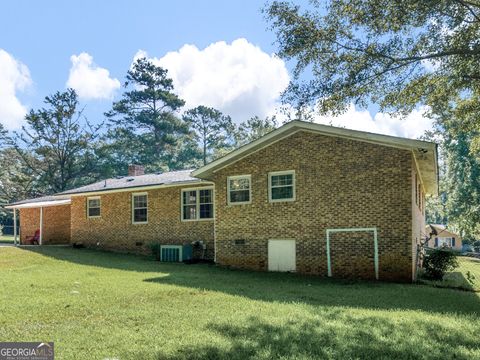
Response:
474,240,480,253
149,243,161,261
423,248,459,280
462,244,474,253
465,271,476,286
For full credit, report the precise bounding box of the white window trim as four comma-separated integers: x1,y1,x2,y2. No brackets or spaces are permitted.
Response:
132,192,148,224
87,196,101,219
438,237,452,247
181,187,215,222
268,170,296,203
227,175,252,205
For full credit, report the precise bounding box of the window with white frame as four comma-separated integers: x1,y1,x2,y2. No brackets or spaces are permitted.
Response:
438,237,452,247
227,175,251,204
132,193,148,224
269,170,295,202
87,197,101,218
182,188,214,221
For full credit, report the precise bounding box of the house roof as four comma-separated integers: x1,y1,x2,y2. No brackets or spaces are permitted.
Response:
5,121,439,209
426,224,459,237
192,120,439,195
58,169,203,196
428,224,447,231
5,170,206,208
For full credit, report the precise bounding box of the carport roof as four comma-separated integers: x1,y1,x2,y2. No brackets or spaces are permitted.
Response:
5,195,71,209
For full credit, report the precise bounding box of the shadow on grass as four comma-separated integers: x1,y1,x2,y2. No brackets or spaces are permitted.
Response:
23,246,480,315
23,246,161,271
156,315,479,360
419,271,478,292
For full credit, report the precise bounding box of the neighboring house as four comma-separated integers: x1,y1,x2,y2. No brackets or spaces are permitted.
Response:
5,121,438,282
426,224,462,251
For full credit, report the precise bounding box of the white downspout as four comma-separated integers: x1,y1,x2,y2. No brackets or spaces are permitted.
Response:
39,207,43,245
13,208,17,246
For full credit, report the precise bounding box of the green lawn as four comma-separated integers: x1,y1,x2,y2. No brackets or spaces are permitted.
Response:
0,247,479,360
419,257,480,291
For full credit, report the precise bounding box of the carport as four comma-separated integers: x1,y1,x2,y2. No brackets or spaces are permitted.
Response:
5,196,71,246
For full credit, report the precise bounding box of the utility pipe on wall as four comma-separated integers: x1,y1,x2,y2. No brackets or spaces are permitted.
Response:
13,209,17,246
39,207,43,245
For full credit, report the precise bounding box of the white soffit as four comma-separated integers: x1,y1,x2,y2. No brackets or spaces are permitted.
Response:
5,199,71,209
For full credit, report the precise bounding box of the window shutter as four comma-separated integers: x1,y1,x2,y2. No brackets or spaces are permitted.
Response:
451,238,455,247
435,237,438,247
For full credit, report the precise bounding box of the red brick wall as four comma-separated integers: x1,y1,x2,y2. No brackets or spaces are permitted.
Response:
19,205,71,245
70,185,214,257
207,130,416,282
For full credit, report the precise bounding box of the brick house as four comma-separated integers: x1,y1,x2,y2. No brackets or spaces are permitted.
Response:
6,121,438,282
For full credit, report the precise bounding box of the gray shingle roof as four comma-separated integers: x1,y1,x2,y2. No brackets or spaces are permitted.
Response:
59,169,201,195
5,169,203,207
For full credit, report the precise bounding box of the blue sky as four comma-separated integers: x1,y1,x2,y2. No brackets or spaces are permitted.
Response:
0,0,432,138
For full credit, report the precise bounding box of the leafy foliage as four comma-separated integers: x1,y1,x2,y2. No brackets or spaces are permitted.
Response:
474,240,480,252
424,118,480,240
0,123,7,147
0,148,39,224
183,106,234,165
105,58,190,171
11,89,101,193
266,0,480,240
423,248,459,280
234,116,279,146
264,0,480,117
442,122,480,239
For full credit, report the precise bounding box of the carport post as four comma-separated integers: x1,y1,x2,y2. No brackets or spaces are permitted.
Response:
39,207,43,245
13,208,17,246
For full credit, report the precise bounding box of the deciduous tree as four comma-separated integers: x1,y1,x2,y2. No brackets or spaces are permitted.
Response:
12,89,101,193
264,1,480,121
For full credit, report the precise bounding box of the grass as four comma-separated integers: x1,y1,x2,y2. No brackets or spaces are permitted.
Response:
0,234,15,243
0,247,479,360
419,256,480,291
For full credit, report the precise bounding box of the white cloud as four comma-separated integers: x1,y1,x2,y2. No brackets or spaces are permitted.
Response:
135,38,290,122
310,103,433,139
66,53,120,100
0,49,32,130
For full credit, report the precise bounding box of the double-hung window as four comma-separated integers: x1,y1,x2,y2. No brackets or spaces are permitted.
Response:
269,170,295,202
87,197,101,218
132,193,148,224
438,237,453,247
182,188,214,221
227,175,251,205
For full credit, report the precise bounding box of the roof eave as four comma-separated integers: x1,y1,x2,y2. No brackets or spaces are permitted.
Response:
193,121,438,195
5,199,72,209
61,179,213,197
